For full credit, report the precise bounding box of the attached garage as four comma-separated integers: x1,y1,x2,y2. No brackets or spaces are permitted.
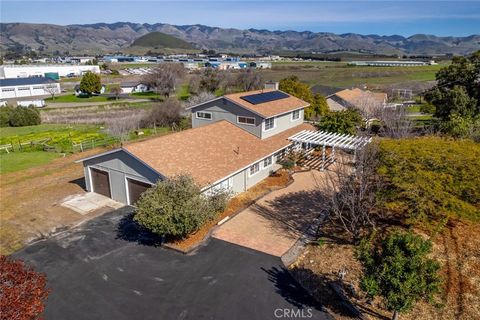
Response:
90,168,111,198
126,178,152,205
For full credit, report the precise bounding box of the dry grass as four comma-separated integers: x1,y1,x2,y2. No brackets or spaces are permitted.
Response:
291,219,480,320
0,147,113,254
166,170,291,251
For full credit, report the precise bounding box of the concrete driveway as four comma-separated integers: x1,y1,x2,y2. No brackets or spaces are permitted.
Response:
213,171,328,257
14,207,332,320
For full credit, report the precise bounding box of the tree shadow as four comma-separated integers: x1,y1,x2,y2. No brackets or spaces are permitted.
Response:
115,212,163,247
69,177,86,190
250,190,330,240
262,265,326,312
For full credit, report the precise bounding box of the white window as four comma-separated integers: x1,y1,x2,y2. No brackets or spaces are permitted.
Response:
263,156,272,168
18,87,30,91
249,162,260,176
264,117,275,131
238,116,256,126
196,111,212,120
292,110,300,120
2,88,15,92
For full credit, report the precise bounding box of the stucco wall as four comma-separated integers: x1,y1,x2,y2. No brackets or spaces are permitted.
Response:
83,150,161,204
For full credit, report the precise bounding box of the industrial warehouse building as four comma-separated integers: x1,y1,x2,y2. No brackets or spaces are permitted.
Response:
0,77,60,100
77,89,312,205
0,64,100,79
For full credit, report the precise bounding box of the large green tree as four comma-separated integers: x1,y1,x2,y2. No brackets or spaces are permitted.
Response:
424,51,480,138
317,109,363,135
279,76,328,119
357,231,442,320
79,71,102,95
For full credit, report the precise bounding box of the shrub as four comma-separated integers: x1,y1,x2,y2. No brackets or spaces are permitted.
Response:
0,105,14,127
378,137,480,228
134,175,229,238
145,98,183,128
8,106,41,127
357,231,442,320
419,103,436,114
0,255,50,320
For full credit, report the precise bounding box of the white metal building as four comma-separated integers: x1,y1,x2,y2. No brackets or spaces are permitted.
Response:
0,77,60,100
0,64,101,79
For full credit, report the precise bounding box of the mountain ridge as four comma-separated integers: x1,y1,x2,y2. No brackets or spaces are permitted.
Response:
1,22,478,55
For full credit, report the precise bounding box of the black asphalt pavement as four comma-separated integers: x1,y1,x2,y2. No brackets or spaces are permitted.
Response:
14,207,332,320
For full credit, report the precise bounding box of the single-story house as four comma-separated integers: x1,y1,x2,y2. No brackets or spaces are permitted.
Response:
326,88,387,114
74,84,106,96
120,82,152,94
77,89,312,205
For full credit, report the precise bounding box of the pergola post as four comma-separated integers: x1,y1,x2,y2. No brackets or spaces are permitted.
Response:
321,144,326,171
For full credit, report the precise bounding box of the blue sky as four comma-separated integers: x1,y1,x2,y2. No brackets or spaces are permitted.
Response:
1,1,479,36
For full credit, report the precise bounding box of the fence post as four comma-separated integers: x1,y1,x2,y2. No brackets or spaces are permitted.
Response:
80,142,83,152
92,139,95,148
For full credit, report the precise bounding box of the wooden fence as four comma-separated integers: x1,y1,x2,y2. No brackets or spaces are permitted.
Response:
71,136,120,153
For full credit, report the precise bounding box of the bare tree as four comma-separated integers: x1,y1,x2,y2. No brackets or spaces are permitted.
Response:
322,144,382,242
44,84,58,100
106,112,145,140
145,98,184,128
184,91,216,108
187,74,201,95
375,106,413,139
199,67,222,93
236,68,264,91
143,63,186,97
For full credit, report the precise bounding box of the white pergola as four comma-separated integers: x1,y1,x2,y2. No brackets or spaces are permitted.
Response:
288,130,372,171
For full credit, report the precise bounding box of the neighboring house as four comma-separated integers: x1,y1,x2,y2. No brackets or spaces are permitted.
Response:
0,77,60,99
74,84,106,96
77,89,312,205
120,82,151,94
326,88,387,115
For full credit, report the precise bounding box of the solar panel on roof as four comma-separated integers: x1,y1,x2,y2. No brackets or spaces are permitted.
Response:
240,90,289,105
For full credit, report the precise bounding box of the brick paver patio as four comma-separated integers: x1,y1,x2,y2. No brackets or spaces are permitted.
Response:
212,170,329,256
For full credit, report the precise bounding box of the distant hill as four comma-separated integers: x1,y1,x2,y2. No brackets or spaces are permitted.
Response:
1,22,479,55
131,31,194,49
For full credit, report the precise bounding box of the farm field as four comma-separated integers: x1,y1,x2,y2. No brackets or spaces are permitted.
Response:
263,62,444,88
46,94,122,103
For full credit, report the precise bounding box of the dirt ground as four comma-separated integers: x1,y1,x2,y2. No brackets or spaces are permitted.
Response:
0,148,115,254
291,220,480,320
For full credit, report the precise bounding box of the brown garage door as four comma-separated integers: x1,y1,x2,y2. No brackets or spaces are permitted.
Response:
127,178,151,205
90,168,111,198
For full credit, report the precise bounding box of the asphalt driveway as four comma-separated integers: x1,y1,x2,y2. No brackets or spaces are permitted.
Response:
14,207,331,320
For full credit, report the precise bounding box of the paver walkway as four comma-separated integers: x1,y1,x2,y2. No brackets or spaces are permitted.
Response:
213,170,329,257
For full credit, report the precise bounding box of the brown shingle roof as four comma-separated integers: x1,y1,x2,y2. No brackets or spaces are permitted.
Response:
123,121,313,187
335,88,387,106
224,89,310,118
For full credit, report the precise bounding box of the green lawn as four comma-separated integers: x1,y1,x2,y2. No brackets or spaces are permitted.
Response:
176,84,191,100
0,151,60,174
46,94,114,103
0,124,107,152
130,91,163,99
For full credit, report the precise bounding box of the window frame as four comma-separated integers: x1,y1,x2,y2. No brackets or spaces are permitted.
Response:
291,109,301,121
264,117,276,131
249,162,260,176
196,111,213,120
237,116,256,126
263,156,273,168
